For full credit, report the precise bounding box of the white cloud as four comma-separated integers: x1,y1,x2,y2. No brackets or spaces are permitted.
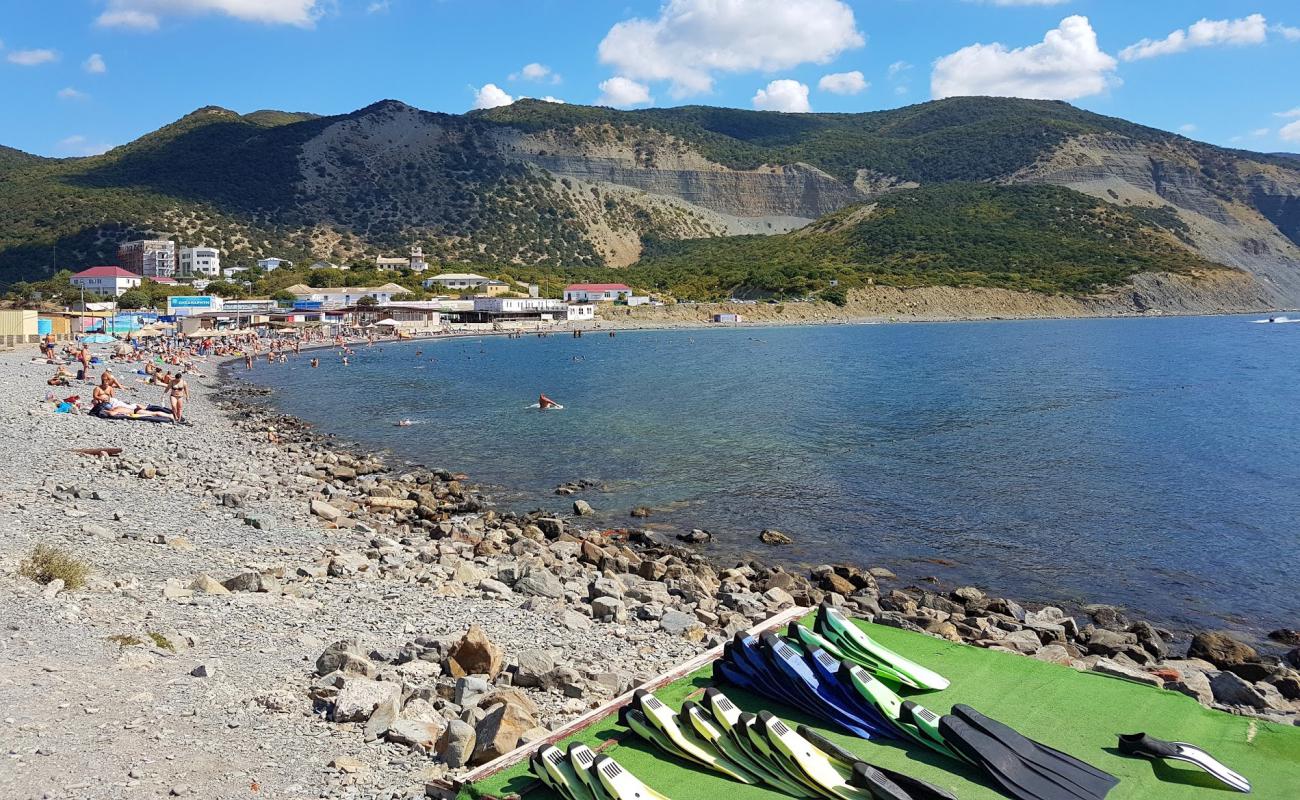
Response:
818,71,868,95
366,1,389,13
887,60,913,95
96,1,321,31
83,53,107,74
1178,123,1197,134
512,62,560,84
1276,107,1300,119
58,87,89,101
1120,14,1269,61
931,15,1117,101
1280,120,1300,142
1275,24,1300,42
7,49,58,66
887,61,912,79
56,135,114,157
472,83,514,110
597,76,653,107
752,79,811,113
1251,127,1271,137
598,0,864,97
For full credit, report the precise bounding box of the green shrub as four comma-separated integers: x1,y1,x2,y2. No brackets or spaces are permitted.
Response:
19,544,89,590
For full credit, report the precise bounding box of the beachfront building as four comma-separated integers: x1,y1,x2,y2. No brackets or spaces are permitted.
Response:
341,303,442,332
70,266,142,298
178,246,221,278
423,272,490,292
283,282,409,309
223,266,249,278
566,303,595,321
118,240,176,279
257,257,292,272
563,283,633,303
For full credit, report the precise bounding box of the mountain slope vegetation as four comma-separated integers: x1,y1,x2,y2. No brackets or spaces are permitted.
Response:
1,96,1298,306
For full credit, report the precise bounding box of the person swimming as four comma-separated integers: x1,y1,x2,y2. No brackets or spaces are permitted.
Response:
538,394,561,410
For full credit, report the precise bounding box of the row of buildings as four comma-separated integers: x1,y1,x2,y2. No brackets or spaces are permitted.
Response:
112,240,439,280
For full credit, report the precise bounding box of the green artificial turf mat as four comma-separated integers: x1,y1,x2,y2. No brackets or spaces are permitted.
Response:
466,617,1300,800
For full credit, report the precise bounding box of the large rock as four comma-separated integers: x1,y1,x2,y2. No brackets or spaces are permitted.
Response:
221,572,278,593
386,719,445,753
332,678,401,723
659,610,702,636
189,574,229,595
471,702,537,765
448,624,504,679
515,567,564,599
573,500,594,516
1208,670,1268,709
759,529,793,546
1188,632,1258,669
316,639,376,677
514,650,557,687
310,499,342,522
438,719,477,768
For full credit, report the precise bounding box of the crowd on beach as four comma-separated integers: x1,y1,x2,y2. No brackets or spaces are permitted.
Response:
31,326,377,425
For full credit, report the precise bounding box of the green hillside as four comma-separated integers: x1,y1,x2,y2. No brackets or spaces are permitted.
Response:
625,184,1220,299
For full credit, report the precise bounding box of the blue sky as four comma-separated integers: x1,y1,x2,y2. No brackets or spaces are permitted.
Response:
1,1,1298,157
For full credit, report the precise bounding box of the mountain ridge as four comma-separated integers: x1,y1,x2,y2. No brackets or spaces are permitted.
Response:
2,96,1299,309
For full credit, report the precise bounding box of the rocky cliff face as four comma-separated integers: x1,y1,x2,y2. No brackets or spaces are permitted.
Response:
1014,135,1300,305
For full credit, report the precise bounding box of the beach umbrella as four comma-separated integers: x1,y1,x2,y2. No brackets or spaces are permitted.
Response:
373,318,400,327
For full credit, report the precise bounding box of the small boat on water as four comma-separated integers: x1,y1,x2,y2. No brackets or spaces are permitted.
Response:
1253,316,1300,323
394,419,413,427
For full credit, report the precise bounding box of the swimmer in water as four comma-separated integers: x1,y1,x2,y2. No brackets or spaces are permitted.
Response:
538,394,560,410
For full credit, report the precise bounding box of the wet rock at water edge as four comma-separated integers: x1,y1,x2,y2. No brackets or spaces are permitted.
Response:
677,529,712,544
759,529,793,546
573,499,595,516
1187,631,1259,669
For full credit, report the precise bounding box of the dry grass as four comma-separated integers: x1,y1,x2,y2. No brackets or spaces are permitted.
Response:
18,544,89,590
107,634,145,648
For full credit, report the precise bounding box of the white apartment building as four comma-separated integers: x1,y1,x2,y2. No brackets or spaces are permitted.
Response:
283,283,409,308
257,257,292,272
117,240,176,279
70,266,142,298
179,246,221,278
424,272,489,291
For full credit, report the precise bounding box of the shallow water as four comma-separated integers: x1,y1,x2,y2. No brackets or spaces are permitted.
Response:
236,316,1300,635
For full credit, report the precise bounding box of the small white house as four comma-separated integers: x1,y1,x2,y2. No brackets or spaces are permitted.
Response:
565,303,595,321
283,283,409,308
179,246,221,278
563,283,633,303
70,266,142,298
257,257,293,272
473,297,567,314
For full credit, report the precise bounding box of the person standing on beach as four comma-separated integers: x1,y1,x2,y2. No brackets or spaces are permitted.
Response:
245,352,254,370
165,372,189,423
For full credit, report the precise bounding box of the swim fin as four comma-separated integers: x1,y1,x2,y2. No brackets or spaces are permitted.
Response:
1117,732,1250,793
797,725,959,800
951,705,1117,798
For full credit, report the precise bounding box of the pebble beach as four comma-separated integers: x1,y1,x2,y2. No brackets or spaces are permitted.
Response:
2,340,1297,800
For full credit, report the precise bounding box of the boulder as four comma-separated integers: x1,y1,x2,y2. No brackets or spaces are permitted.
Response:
1091,658,1163,687
448,624,505,679
573,500,594,517
332,678,401,723
189,574,229,595
1001,629,1043,655
759,529,793,546
438,719,477,768
221,572,277,593
471,702,537,765
316,640,377,677
515,567,565,599
1267,629,1300,647
1188,632,1258,669
386,719,445,753
514,650,557,688
310,499,342,522
591,596,628,623
659,610,702,636
1208,670,1268,709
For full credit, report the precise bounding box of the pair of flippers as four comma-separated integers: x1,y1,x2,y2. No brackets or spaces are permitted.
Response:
619,688,956,800
530,743,670,800
797,604,950,691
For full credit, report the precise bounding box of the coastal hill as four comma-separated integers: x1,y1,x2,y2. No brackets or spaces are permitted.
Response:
1,97,1299,308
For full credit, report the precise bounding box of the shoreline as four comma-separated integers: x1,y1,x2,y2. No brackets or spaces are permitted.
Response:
2,332,1297,797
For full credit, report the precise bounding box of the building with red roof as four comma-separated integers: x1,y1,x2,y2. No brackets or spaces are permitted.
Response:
563,283,633,303
70,266,142,298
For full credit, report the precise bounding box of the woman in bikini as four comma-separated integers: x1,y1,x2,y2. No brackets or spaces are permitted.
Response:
165,372,189,423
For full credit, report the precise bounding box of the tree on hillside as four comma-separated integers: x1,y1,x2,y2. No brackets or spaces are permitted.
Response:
356,295,378,307
204,280,246,298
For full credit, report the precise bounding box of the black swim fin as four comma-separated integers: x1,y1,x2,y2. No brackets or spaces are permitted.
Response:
950,705,1117,799
1117,732,1250,793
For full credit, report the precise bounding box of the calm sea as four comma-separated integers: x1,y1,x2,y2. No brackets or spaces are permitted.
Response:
232,316,1300,637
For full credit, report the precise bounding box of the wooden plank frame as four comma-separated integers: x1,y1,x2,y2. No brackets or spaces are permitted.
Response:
427,604,809,799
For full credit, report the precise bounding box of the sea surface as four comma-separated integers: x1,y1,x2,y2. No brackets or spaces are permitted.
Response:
233,316,1300,637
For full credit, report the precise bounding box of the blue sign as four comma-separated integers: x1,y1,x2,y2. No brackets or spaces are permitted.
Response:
169,295,213,308
293,300,323,311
